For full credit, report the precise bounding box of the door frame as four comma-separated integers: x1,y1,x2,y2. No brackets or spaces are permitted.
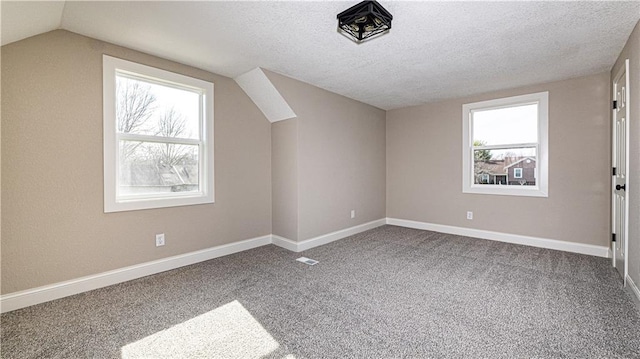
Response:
612,58,630,285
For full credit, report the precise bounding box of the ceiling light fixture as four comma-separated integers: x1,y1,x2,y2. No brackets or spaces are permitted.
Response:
337,1,393,43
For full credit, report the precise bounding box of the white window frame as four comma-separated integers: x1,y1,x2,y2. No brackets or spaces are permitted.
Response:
513,168,523,178
462,91,548,197
103,55,214,212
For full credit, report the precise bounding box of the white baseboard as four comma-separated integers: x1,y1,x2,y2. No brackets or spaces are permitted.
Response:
2,218,387,313
271,235,298,252
272,218,387,252
1,217,611,313
627,275,640,303
0,235,272,313
386,218,611,258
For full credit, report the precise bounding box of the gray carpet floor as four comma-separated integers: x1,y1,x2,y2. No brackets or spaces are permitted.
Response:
2,225,640,358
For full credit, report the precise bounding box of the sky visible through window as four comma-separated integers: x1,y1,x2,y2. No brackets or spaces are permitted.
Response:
117,75,201,139
116,75,202,196
472,103,537,158
151,82,200,139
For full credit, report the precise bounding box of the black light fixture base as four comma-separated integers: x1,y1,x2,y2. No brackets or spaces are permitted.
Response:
337,1,393,42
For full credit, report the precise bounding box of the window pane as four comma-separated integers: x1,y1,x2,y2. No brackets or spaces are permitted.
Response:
472,104,537,146
119,140,199,196
473,147,536,186
116,75,200,139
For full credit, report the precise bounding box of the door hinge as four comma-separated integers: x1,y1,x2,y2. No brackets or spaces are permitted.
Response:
613,167,617,176
613,100,618,110
612,233,616,242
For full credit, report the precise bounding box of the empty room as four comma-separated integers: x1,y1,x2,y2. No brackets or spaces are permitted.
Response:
2,1,640,357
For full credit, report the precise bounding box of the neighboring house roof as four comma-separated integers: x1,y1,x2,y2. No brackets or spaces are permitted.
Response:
476,160,507,175
476,156,536,176
504,157,536,169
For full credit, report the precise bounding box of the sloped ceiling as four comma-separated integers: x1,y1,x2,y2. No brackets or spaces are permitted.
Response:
2,1,639,110
1,1,65,46
235,68,297,123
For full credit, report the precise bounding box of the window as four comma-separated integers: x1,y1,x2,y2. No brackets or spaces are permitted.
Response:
513,168,523,178
103,55,214,212
462,91,548,197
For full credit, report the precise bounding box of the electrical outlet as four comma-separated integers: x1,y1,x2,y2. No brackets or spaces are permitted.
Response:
155,233,165,247
466,211,473,220
351,209,356,219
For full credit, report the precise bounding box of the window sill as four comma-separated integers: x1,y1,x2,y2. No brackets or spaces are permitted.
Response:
104,194,214,213
463,185,548,198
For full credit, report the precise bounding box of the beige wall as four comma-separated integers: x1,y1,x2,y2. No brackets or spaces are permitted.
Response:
612,20,640,286
272,118,298,241
1,30,272,294
387,73,611,247
265,71,386,241
0,46,3,289
2,26,629,298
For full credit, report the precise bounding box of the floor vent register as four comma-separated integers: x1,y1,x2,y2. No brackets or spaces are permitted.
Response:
296,257,319,266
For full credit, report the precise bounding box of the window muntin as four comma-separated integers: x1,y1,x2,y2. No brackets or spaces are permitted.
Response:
104,55,214,212
462,92,548,197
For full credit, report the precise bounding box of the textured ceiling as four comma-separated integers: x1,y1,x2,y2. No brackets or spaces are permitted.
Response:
2,1,639,110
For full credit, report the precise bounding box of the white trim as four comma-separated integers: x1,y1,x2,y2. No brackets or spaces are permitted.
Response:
513,167,523,178
1,217,609,313
624,59,630,284
611,59,630,282
386,218,610,258
1,219,387,313
272,219,387,252
627,275,640,302
297,219,386,251
271,235,299,252
103,55,215,213
0,235,271,313
462,91,549,197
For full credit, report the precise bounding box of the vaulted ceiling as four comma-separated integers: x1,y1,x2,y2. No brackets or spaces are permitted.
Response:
2,1,639,110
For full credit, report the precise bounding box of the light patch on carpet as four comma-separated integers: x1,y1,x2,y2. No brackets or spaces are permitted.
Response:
120,300,287,358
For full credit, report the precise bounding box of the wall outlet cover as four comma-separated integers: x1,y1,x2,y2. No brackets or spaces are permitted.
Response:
155,233,165,246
